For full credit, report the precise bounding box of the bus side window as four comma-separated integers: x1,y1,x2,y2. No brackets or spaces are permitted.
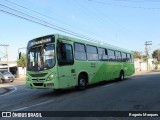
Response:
98,48,108,61
127,53,131,62
74,43,87,60
108,49,116,62
130,54,133,62
86,45,98,61
104,49,108,61
98,48,104,61
58,42,74,66
122,52,127,62
115,51,122,62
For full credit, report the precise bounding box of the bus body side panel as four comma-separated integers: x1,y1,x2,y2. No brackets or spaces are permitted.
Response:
75,60,126,85
89,61,105,83
94,61,106,82
124,62,135,77
75,60,122,84
104,62,120,80
74,60,105,85
106,62,116,80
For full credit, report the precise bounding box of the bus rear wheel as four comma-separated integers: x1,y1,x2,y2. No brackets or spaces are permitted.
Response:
119,71,124,81
77,74,87,90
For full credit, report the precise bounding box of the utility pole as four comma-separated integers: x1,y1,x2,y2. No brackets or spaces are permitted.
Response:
144,41,152,71
0,44,9,72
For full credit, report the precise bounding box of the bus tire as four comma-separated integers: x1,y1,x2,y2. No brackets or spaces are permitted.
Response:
119,71,124,81
77,74,87,90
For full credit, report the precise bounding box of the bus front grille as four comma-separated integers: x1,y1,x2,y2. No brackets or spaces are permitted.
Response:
33,83,43,86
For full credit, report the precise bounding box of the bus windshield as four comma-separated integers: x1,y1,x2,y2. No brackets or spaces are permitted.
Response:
27,44,55,71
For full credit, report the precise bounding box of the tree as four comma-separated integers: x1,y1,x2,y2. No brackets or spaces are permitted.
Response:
133,51,147,61
17,53,26,68
133,51,141,59
152,49,160,62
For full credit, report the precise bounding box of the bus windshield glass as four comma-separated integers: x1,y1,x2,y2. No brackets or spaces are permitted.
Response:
27,44,55,71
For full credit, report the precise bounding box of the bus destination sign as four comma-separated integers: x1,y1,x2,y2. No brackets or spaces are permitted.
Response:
27,35,54,48
31,38,51,46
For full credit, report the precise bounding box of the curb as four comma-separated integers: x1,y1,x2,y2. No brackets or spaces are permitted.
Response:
0,87,13,95
134,70,160,75
0,87,8,95
134,71,151,75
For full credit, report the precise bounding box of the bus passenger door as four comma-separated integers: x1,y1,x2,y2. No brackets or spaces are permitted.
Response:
57,40,76,88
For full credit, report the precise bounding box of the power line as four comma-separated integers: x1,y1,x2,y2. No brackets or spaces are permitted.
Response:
9,0,105,42
70,0,121,41
73,0,117,30
0,9,92,41
4,0,77,30
72,1,122,43
0,2,132,51
86,2,133,37
15,0,66,21
0,3,74,34
88,0,160,10
0,1,110,44
73,0,140,45
0,3,101,43
70,0,115,34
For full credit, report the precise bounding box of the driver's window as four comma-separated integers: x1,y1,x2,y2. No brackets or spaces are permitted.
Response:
44,45,55,68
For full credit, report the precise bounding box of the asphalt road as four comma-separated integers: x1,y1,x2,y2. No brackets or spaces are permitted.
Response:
0,71,160,120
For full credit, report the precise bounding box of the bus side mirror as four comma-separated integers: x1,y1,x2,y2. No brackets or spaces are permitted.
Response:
19,52,21,59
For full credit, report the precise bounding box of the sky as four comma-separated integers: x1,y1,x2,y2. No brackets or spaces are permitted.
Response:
0,0,160,61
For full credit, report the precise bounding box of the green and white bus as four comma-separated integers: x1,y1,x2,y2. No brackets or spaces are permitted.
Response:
26,34,135,90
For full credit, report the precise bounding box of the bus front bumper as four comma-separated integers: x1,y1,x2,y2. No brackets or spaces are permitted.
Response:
26,80,58,89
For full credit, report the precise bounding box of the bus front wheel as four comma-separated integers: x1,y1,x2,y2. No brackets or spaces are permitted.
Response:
77,74,87,90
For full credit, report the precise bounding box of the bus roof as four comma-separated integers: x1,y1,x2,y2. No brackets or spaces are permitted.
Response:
28,34,132,54
55,34,133,54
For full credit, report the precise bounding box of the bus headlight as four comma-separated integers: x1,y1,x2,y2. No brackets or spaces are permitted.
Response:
47,73,54,81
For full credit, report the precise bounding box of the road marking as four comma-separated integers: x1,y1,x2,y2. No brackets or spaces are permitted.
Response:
0,85,17,96
12,99,55,111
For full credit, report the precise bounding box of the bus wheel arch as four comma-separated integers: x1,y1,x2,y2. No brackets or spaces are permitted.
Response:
77,72,88,90
119,70,124,81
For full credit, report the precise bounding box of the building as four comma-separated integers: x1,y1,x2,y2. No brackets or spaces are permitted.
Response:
134,58,157,71
0,61,26,78
0,61,17,74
